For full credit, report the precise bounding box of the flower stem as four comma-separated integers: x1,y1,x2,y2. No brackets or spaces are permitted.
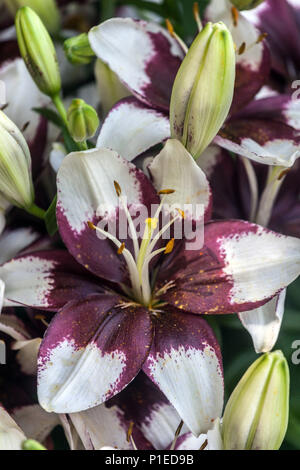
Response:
78,141,88,151
52,93,68,128
26,203,46,220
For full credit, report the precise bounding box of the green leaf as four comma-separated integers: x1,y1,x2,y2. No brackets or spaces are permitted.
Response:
101,0,117,20
33,107,64,128
34,106,79,153
117,0,164,15
45,195,58,236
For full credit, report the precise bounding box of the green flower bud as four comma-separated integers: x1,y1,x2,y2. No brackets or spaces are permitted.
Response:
0,111,34,209
230,0,265,11
170,22,235,160
15,6,61,98
22,439,46,450
222,350,289,450
67,99,99,143
4,0,60,35
64,33,95,65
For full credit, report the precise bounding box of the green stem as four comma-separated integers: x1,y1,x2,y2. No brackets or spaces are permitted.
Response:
26,203,46,220
78,141,88,151
52,93,68,128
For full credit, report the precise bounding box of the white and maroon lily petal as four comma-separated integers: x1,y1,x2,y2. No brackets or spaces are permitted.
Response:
38,294,153,413
174,418,223,450
239,289,286,353
97,97,170,161
0,41,49,177
0,313,31,341
12,405,60,445
108,372,184,450
171,432,208,450
215,118,300,167
244,0,300,77
70,401,152,450
59,414,82,450
88,18,184,111
235,94,300,131
163,220,300,314
0,227,39,265
142,308,223,437
12,338,41,376
205,0,271,114
57,148,160,283
0,251,103,311
0,405,26,450
149,139,212,223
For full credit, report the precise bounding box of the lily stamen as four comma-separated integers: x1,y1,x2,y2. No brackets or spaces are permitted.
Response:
113,180,122,197
231,6,239,27
154,280,176,297
193,2,203,32
88,188,182,307
117,242,125,255
165,18,188,54
87,221,143,303
237,33,268,57
114,181,139,260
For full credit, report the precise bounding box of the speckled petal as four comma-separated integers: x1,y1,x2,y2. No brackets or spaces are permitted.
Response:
38,295,153,413
57,148,160,283
143,308,223,436
163,220,300,314
0,251,102,311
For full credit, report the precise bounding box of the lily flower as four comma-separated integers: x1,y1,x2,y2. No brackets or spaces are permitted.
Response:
200,138,300,352
87,12,300,168
1,138,300,437
88,10,268,117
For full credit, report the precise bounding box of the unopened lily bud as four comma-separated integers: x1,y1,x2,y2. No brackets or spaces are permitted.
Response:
0,111,34,209
22,439,46,450
170,21,235,160
67,99,99,143
222,350,289,450
64,33,95,65
230,0,265,10
15,7,61,98
4,0,60,34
